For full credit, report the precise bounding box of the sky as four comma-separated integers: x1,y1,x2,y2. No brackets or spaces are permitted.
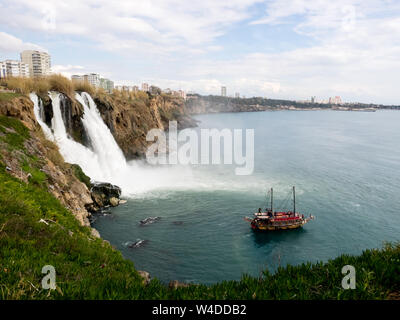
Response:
0,0,400,104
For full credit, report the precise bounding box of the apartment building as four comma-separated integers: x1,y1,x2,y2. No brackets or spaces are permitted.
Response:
71,75,84,82
221,86,227,97
20,50,51,77
84,73,100,87
141,83,149,91
0,60,30,77
178,90,186,100
99,78,114,93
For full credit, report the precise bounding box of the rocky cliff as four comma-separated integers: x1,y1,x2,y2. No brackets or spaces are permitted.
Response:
185,94,393,114
185,94,272,114
93,92,196,159
0,96,93,228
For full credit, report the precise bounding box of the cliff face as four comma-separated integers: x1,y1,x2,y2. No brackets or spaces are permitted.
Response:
0,96,93,227
185,95,270,114
94,92,197,159
37,92,89,145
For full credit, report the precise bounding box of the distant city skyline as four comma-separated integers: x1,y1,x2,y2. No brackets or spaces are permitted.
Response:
1,1,400,104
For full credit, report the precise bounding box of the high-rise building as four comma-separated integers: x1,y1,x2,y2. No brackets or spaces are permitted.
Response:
71,75,84,83
235,92,240,98
1,60,30,77
142,83,149,91
221,86,227,97
328,96,342,105
84,73,100,87
311,96,316,103
20,50,51,77
178,90,186,100
72,74,114,92
99,78,114,93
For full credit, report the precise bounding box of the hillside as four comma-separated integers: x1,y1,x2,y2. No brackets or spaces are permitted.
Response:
185,94,400,114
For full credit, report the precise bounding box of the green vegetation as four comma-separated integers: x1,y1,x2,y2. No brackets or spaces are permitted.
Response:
0,169,145,299
21,160,48,187
0,92,23,102
71,164,91,189
0,115,399,300
158,106,182,123
0,115,30,151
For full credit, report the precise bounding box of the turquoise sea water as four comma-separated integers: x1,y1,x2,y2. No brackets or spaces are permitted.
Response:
93,110,400,284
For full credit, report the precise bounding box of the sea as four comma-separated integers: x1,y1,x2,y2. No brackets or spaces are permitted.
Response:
92,110,400,284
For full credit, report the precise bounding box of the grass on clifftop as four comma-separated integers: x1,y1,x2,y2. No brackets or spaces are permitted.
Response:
0,92,23,102
0,115,399,300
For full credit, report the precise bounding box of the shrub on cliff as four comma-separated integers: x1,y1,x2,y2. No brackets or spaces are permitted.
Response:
73,80,95,96
1,75,74,97
47,74,74,97
0,77,34,95
71,163,91,189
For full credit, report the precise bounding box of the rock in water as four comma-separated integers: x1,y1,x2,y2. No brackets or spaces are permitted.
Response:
125,239,148,248
109,197,119,207
140,217,161,226
90,182,121,210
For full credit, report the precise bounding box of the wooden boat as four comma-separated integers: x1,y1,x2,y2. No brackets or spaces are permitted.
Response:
244,186,314,231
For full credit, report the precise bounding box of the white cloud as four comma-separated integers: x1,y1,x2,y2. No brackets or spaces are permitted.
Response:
51,64,86,78
0,31,45,56
1,0,400,103
0,0,262,49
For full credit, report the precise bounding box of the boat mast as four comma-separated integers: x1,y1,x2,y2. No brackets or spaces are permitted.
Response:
271,188,273,213
293,186,296,214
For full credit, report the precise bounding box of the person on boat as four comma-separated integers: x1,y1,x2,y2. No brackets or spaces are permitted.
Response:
258,208,262,214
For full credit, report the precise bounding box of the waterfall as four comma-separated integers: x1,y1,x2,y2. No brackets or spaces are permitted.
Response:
30,91,211,197
30,93,53,141
75,92,127,179
30,92,105,181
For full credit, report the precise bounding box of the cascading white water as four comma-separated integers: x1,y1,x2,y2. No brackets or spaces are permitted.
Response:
30,91,186,195
31,91,263,197
75,92,127,181
30,93,53,140
30,92,104,181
